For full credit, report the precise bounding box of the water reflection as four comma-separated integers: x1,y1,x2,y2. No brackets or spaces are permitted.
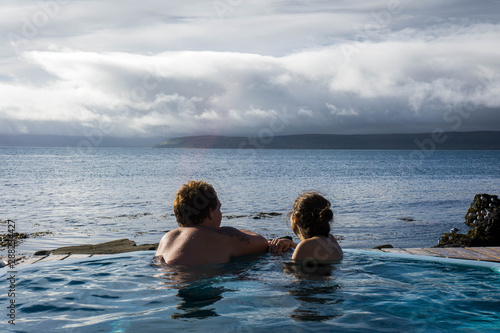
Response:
152,255,261,320
284,261,336,280
171,281,226,320
153,261,227,320
284,262,344,322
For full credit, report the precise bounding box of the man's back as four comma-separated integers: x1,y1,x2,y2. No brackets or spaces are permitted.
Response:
156,225,268,266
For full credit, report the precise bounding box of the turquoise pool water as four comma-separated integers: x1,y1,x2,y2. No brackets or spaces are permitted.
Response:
1,251,500,332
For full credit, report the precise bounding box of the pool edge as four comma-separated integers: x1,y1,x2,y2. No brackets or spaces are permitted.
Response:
346,249,500,273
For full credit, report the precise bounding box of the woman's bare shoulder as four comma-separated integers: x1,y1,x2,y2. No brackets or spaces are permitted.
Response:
292,236,342,261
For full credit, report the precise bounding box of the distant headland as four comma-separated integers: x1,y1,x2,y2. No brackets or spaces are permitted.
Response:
154,131,500,150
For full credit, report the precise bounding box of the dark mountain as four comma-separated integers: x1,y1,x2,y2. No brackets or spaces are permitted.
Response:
154,131,500,150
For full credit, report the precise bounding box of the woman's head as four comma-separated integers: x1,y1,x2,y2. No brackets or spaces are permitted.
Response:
290,191,333,239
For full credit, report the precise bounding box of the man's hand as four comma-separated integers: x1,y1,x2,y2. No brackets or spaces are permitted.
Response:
268,238,296,253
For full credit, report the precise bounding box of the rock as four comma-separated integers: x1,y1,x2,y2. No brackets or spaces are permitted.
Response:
1,231,53,249
34,238,158,255
253,212,283,219
225,214,249,219
436,194,500,247
372,244,393,249
0,232,29,247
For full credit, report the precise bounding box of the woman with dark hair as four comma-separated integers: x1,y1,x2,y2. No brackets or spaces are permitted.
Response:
269,191,343,262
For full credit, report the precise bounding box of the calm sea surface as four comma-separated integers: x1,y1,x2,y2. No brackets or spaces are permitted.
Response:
1,147,499,255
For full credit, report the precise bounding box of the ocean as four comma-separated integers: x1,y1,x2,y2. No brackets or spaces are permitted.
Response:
1,147,499,256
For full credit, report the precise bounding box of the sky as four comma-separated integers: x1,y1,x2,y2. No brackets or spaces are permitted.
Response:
1,0,500,139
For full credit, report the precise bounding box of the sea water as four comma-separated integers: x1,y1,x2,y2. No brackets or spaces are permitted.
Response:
0,250,499,332
1,147,500,255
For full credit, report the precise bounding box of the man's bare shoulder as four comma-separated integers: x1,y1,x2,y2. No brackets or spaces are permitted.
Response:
211,226,251,243
160,228,182,241
160,226,249,243
157,229,178,253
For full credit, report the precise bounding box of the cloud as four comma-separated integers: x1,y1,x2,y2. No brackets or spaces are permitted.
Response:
0,0,499,137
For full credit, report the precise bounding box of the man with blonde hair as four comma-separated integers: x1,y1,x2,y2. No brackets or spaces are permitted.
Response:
155,180,269,266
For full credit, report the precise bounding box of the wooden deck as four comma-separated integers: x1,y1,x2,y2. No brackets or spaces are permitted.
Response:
2,247,500,268
368,247,500,263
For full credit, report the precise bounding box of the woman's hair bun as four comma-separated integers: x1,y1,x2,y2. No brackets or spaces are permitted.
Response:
319,206,333,223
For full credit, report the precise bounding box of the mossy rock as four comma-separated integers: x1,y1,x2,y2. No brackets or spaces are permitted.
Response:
436,193,500,247
465,194,499,227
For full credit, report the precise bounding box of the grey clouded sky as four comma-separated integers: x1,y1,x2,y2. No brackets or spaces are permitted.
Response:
1,0,499,138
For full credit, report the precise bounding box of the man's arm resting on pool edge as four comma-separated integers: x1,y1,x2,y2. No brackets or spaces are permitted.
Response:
215,227,269,257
